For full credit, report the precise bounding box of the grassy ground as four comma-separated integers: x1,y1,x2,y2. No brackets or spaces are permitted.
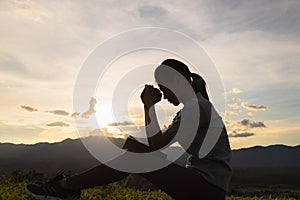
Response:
0,181,299,200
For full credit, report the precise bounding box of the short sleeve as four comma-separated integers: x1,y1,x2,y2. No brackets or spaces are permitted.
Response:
162,111,181,138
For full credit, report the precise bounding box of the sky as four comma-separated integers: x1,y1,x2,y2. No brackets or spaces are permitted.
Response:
0,0,299,149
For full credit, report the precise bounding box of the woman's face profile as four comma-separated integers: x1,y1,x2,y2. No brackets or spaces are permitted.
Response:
155,64,192,106
158,84,180,106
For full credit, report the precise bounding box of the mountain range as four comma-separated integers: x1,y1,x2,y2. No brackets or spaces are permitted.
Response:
0,137,299,186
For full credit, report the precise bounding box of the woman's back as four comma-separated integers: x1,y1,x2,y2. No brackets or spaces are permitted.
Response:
179,93,232,191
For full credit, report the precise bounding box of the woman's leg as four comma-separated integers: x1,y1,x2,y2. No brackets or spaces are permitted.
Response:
62,163,129,190
63,160,225,199
61,135,225,199
61,137,140,190
140,163,226,200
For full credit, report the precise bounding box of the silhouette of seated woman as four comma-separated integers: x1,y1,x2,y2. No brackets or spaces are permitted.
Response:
26,59,232,200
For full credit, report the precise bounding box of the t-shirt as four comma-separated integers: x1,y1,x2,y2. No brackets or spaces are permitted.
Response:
163,93,232,192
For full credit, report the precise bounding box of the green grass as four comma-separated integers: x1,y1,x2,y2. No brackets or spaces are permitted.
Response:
81,184,172,200
0,180,299,200
0,181,29,200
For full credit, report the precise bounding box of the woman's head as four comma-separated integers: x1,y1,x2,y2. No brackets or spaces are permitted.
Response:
154,59,209,105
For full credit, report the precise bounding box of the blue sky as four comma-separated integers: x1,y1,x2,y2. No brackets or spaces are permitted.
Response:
0,0,299,149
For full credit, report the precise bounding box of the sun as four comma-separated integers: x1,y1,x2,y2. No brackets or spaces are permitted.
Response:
95,103,115,128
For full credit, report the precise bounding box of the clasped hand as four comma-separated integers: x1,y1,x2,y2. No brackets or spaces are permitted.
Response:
140,85,162,107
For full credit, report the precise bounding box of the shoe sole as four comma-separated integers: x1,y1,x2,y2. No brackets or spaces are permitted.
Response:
25,185,80,200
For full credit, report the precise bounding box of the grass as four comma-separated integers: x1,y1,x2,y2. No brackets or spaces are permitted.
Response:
0,180,299,200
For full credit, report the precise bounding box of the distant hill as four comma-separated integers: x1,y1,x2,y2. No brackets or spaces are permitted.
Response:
0,137,300,186
0,138,99,175
230,144,300,186
232,144,300,168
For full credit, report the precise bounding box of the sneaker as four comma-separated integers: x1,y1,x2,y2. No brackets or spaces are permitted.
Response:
25,171,81,200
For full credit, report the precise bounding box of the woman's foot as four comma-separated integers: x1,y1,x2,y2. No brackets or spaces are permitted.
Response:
25,171,81,200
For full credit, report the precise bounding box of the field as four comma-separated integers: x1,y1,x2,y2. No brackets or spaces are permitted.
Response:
0,170,299,200
0,180,299,200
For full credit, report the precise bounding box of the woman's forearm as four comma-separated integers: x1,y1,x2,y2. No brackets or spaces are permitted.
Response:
144,105,162,148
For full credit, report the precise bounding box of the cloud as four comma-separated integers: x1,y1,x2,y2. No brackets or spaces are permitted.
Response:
71,112,80,118
239,119,266,128
229,132,255,138
89,127,127,139
241,102,267,111
247,112,253,116
81,97,97,118
8,0,50,22
47,110,69,116
139,5,167,19
225,119,266,138
229,88,243,94
228,103,240,110
20,105,38,112
107,121,135,126
225,110,238,116
89,128,106,136
46,121,69,127
137,4,184,29
232,97,241,102
0,53,28,75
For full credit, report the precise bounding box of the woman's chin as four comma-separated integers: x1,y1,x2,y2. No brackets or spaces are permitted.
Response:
166,98,180,106
172,101,180,106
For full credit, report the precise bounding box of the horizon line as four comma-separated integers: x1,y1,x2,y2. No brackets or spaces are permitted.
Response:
1,136,299,151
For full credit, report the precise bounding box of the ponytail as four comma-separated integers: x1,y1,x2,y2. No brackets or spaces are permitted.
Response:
190,73,209,101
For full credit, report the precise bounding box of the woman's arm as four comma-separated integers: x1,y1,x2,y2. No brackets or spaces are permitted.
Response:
141,85,174,150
